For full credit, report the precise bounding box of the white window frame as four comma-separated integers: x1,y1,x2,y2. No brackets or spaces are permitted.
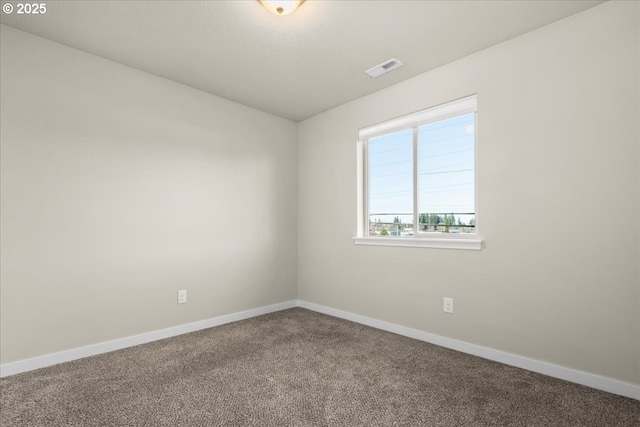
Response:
354,95,482,250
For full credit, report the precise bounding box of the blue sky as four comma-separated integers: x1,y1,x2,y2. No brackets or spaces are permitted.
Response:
368,113,475,227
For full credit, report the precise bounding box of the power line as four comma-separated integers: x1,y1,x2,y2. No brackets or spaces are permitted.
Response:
371,182,473,198
418,168,473,176
420,161,473,173
370,158,412,167
417,148,473,160
419,133,474,146
370,171,413,179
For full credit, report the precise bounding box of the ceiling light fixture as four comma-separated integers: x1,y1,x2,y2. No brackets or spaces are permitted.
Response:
259,0,305,16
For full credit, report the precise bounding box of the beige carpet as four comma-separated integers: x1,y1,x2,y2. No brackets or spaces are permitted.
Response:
1,308,638,426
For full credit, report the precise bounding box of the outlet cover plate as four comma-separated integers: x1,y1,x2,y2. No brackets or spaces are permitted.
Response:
443,297,454,314
178,290,187,304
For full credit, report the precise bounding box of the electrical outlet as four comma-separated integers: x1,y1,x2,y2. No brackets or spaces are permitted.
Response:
443,297,454,314
177,290,187,304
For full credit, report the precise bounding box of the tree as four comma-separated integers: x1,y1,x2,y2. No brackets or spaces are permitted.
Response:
419,213,444,231
444,213,455,233
419,213,429,231
392,216,401,232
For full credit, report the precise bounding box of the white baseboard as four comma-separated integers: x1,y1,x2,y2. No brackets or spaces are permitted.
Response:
297,300,640,401
2,298,638,401
0,300,297,378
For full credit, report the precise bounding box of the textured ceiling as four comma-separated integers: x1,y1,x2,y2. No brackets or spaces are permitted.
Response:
1,0,603,122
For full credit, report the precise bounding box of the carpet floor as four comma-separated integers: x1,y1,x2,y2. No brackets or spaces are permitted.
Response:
1,308,638,426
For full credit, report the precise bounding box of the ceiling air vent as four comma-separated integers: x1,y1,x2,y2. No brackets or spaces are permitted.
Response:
365,58,403,78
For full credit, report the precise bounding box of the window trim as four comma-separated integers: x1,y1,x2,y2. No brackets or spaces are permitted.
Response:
352,236,482,250
356,95,482,250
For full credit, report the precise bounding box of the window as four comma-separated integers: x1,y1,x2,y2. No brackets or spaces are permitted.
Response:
355,96,481,250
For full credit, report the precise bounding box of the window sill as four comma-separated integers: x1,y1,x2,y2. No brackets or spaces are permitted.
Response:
353,236,482,250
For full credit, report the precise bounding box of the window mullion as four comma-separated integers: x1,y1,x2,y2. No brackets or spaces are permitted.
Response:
412,127,418,237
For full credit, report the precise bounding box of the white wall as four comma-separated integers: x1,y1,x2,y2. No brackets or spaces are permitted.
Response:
0,25,298,364
297,1,640,385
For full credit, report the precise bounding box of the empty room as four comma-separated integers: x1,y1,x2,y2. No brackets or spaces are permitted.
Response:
1,0,638,425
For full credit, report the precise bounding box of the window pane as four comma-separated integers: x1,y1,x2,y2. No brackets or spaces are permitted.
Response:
418,113,475,234
368,129,414,236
